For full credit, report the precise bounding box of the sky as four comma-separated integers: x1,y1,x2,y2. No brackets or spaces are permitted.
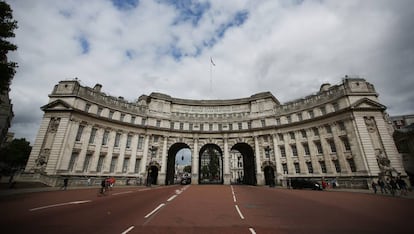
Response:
6,0,414,144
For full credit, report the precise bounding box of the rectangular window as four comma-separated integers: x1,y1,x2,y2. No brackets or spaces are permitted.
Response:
333,159,341,172
319,161,327,173
68,153,78,171
141,118,146,125
280,146,286,157
189,123,193,131
308,110,314,118
180,122,184,130
109,111,114,119
126,135,132,148
134,159,141,173
137,136,144,149
170,121,174,129
97,155,105,172
301,129,307,138
320,107,326,115
97,107,103,116
131,116,136,124
229,123,233,131
83,154,92,172
218,123,222,131
114,133,121,147
289,132,295,140
347,158,356,172
313,127,319,136
341,137,351,151
261,119,266,127
110,157,118,173
248,121,252,129
328,139,337,153
120,114,125,122
291,144,298,157
102,130,109,145
287,116,292,123
282,163,288,174
276,118,281,125
297,113,303,121
306,162,313,173
338,121,346,131
122,158,130,173
238,122,242,130
294,163,300,173
278,133,284,141
200,123,204,131
85,103,91,112
303,143,310,155
156,120,161,127
153,135,159,143
76,125,84,142
326,125,332,134
89,128,97,144
315,141,323,154
333,102,339,111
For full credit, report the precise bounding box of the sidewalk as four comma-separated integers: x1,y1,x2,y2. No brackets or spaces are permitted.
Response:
324,187,414,199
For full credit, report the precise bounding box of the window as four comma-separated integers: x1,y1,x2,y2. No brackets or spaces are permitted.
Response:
289,132,295,140
306,161,313,173
189,123,193,131
137,136,144,149
278,133,284,141
315,141,323,154
328,139,337,153
280,146,286,157
248,121,252,129
153,135,159,143
338,121,346,131
229,123,233,131
276,118,281,125
218,123,222,131
282,163,288,174
85,103,91,112
180,122,184,130
68,153,78,171
76,125,84,142
209,123,213,131
297,113,303,121
301,129,307,138
291,144,298,157
109,111,114,119
120,114,125,122
341,137,351,151
325,125,332,134
134,159,141,173
200,123,204,131
122,158,130,173
313,127,319,136
303,143,310,155
114,133,121,147
156,120,161,127
294,163,300,173
102,130,109,145
141,118,146,125
170,121,174,129
319,161,327,173
287,116,292,124
83,154,92,172
347,158,356,172
238,122,242,130
333,160,341,172
89,128,97,144
261,119,266,127
110,157,118,173
126,135,132,148
308,110,314,118
320,107,326,115
97,107,103,116
97,155,105,172
131,116,136,124
333,102,339,111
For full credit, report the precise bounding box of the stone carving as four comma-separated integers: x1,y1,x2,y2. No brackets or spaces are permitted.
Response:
364,117,376,133
48,118,60,133
35,148,50,172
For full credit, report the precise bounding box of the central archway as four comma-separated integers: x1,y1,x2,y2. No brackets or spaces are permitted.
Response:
231,143,256,185
199,144,223,184
166,143,191,185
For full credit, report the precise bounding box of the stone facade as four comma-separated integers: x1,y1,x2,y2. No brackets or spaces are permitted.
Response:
24,77,407,187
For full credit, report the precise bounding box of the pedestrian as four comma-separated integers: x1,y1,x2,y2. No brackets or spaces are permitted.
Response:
389,178,397,196
87,177,91,186
61,178,69,190
396,177,407,196
321,179,327,190
378,179,387,194
371,180,377,194
99,178,106,195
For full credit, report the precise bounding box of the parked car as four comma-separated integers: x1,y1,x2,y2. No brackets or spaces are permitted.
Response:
180,177,191,185
291,179,322,190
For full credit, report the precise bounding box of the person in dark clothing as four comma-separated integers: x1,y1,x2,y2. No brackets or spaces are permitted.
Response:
371,180,377,194
396,177,407,196
61,178,69,190
389,178,398,196
378,179,387,194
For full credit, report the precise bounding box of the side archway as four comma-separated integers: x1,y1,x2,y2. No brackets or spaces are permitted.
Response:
231,143,256,185
166,143,191,185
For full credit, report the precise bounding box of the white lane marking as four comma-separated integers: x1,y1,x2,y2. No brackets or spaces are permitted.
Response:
121,226,134,234
112,191,133,196
167,194,177,202
139,188,151,192
249,227,256,234
235,205,245,220
231,185,237,202
29,200,91,211
144,203,165,218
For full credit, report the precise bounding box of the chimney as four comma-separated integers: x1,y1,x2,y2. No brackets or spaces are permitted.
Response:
93,84,102,92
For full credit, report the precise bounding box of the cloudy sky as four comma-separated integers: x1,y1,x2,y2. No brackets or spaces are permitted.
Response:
7,0,414,144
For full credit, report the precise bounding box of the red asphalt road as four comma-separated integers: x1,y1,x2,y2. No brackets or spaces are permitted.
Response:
0,185,413,234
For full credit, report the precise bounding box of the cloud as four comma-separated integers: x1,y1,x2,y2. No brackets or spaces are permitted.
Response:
7,0,414,144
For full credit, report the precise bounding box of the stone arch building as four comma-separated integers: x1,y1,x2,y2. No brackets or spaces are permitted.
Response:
24,77,406,187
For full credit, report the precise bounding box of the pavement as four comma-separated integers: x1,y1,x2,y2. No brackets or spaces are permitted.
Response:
1,182,413,199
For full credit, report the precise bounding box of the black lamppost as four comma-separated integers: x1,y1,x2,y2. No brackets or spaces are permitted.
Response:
264,146,275,187
147,146,157,187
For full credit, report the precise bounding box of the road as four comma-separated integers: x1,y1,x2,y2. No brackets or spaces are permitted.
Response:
0,185,413,233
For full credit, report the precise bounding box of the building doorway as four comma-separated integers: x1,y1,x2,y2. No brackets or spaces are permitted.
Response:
199,144,223,184
147,164,159,185
231,143,256,185
264,165,275,186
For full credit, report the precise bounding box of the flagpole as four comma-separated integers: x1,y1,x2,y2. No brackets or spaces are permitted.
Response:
210,59,213,95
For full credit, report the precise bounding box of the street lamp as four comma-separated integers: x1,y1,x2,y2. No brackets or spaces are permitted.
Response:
264,146,275,187
147,146,157,187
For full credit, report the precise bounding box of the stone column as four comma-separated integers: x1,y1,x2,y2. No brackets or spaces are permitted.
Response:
89,128,104,173
56,119,78,171
272,134,283,184
159,136,168,184
25,117,51,172
192,137,199,184
75,124,92,172
254,136,263,185
103,130,116,173
223,137,230,185
139,134,150,177
116,132,127,173
128,134,139,174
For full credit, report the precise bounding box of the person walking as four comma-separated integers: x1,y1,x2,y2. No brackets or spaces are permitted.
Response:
396,177,407,196
99,178,107,196
378,179,387,194
389,178,398,196
371,180,378,194
61,178,69,191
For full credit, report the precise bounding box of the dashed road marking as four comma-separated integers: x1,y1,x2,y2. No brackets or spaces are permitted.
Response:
121,226,134,234
144,203,165,218
231,185,237,202
235,204,245,220
249,227,256,234
112,191,133,196
29,200,91,211
167,194,177,202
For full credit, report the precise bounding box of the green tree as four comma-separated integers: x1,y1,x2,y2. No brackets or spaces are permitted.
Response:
0,138,31,175
183,165,191,173
0,1,18,95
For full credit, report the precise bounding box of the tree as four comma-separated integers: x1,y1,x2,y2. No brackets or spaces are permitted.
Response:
183,165,191,173
0,1,18,95
0,138,31,175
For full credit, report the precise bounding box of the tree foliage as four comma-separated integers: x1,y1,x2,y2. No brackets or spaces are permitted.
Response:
0,1,18,95
0,138,31,175
183,165,191,173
